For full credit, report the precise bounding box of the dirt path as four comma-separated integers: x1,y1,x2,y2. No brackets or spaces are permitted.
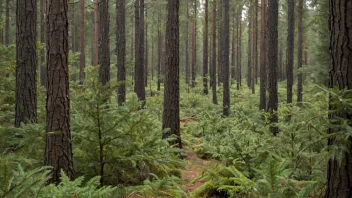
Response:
181,149,211,194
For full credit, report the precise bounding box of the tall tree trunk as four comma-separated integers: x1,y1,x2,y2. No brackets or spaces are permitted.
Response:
237,4,242,90
162,0,181,149
40,0,47,87
326,0,352,197
251,0,257,94
99,0,110,88
247,2,252,89
45,0,74,184
185,0,190,85
203,0,208,95
267,0,279,135
191,0,197,88
297,0,303,103
145,8,148,87
15,0,37,127
217,1,223,85
5,0,9,45
116,0,126,105
286,0,294,104
93,0,99,66
223,0,230,116
134,0,145,107
253,0,258,86
259,0,267,110
79,0,85,82
211,0,217,104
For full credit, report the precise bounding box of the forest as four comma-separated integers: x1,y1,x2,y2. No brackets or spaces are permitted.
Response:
0,0,351,197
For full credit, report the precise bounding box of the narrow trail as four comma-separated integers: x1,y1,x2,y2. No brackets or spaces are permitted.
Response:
181,149,212,195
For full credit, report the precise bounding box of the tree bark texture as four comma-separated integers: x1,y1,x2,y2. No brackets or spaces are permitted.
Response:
15,0,37,127
326,0,352,197
297,0,303,102
236,4,242,90
203,0,208,95
259,0,267,110
191,0,197,88
134,0,145,106
45,0,74,184
162,0,181,149
211,0,217,104
99,0,110,86
93,0,99,66
116,0,126,105
222,0,230,116
267,0,279,135
287,0,294,104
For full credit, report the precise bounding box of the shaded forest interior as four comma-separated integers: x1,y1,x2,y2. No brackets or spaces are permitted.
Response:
0,0,352,197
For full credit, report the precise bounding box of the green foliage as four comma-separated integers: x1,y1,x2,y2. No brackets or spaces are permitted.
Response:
120,175,188,198
185,82,329,197
70,66,184,185
192,165,256,198
0,165,116,198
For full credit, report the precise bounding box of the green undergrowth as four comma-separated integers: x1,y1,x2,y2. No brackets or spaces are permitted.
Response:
1,60,351,197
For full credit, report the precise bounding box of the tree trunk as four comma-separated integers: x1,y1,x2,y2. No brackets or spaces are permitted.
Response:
217,1,222,85
116,0,126,105
297,0,303,103
247,2,252,89
267,0,279,135
145,8,148,87
250,0,256,94
222,0,230,116
237,4,242,90
286,0,294,103
79,0,85,82
326,0,352,196
253,0,258,88
45,0,74,184
162,0,181,149
15,0,37,127
93,0,99,66
259,0,267,110
211,0,217,104
203,0,208,95
99,0,110,87
134,0,145,107
191,0,197,88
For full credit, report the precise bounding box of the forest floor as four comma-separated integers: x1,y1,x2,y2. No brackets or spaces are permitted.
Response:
180,118,213,196
181,149,211,194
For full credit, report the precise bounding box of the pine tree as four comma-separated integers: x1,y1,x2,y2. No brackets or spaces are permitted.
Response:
162,0,181,149
45,0,74,184
116,0,126,105
326,0,352,196
267,0,279,135
15,0,37,127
